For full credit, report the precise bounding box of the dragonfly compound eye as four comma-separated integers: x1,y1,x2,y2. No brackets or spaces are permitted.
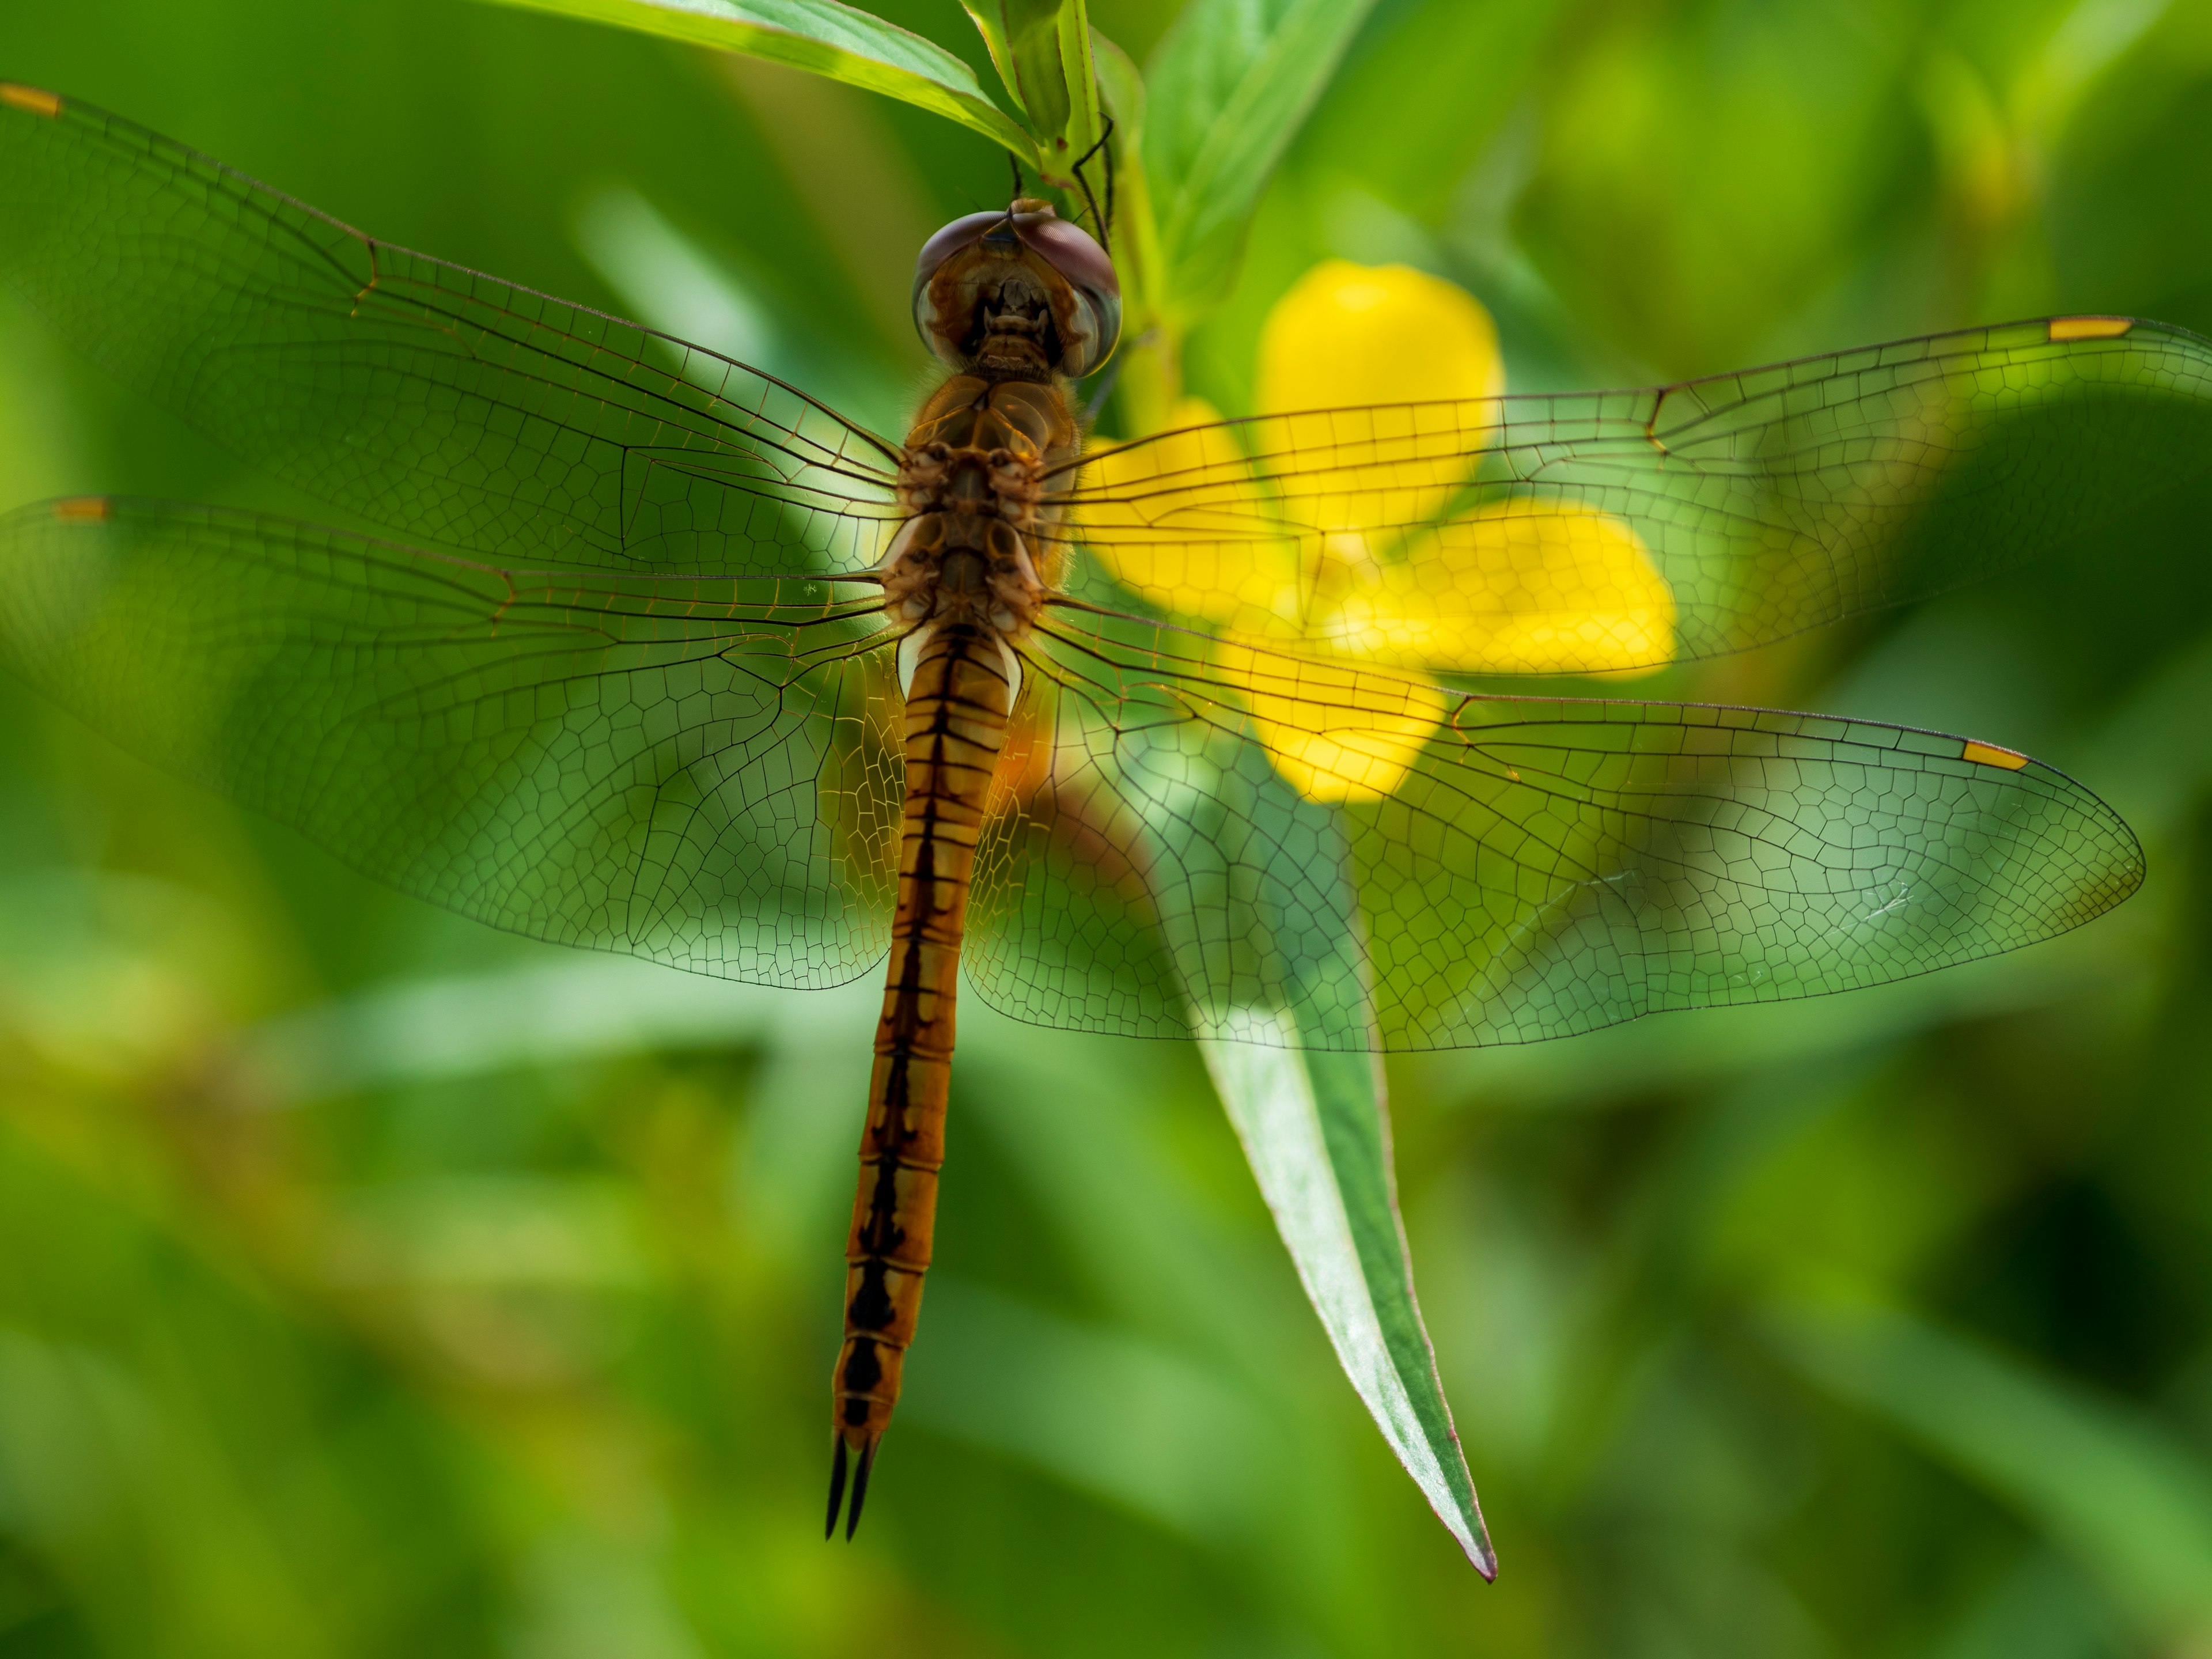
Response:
912,200,1121,379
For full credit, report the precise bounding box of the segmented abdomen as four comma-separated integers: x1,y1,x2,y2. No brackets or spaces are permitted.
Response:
827,616,1011,1535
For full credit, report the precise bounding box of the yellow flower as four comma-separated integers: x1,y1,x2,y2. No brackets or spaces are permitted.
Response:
1086,260,1675,802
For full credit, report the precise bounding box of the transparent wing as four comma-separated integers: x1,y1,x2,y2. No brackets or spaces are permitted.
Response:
0,87,903,574
967,604,2143,1049
1056,316,2212,671
0,499,2140,1046
0,498,902,984
0,85,2148,1046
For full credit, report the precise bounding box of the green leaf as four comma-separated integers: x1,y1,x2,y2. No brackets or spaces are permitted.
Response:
1767,1296,2212,1643
1044,2,1104,172
1152,765,1492,1574
959,1,1024,112
1203,1035,1496,1575
1142,0,1382,312
479,0,1041,162
960,1,1104,183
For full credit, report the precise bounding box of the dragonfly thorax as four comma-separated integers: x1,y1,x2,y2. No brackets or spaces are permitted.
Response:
881,372,1079,665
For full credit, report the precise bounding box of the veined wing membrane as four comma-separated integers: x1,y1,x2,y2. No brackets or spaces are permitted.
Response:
967,604,2143,1050
1055,317,2212,671
0,498,903,984
0,90,902,575
0,500,2142,1046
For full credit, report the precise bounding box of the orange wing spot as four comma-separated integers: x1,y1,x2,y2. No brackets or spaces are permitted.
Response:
0,84,62,118
1961,739,2031,771
2048,315,2134,342
52,497,111,523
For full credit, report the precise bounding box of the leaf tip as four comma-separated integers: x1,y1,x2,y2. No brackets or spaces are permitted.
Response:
1469,1528,1499,1581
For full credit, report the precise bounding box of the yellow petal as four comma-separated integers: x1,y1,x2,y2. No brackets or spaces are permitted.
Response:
1253,262,1506,542
1078,396,1300,628
1303,502,1675,675
1257,260,1506,414
1220,641,1448,804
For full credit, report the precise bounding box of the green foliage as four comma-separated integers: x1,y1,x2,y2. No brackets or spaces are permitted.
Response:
959,0,1103,180
478,0,1043,160
4,0,2212,1653
1139,0,1380,313
1149,752,1490,1571
1767,1296,2212,1643
1203,1036,1494,1575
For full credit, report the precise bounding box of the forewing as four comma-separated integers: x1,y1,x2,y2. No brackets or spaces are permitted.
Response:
0,86,902,573
967,606,2143,1050
1056,317,2212,669
0,498,903,984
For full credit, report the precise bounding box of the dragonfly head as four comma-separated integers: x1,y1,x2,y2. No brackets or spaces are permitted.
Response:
914,200,1120,380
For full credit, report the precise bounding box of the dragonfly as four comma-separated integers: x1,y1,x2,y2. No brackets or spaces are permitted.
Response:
0,84,2175,1541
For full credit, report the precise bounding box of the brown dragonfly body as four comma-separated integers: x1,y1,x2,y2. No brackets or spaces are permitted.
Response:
829,209,1103,1533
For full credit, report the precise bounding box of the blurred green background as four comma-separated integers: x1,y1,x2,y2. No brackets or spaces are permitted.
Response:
7,0,2212,1653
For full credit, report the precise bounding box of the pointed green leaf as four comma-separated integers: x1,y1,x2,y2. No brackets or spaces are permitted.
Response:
1767,1296,2212,1643
1143,0,1381,312
959,1,1024,113
951,3,1017,118
1203,1035,1496,1575
1145,764,1492,1574
479,0,1041,162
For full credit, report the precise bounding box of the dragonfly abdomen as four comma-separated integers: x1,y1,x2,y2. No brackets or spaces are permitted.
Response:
828,616,1013,1538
